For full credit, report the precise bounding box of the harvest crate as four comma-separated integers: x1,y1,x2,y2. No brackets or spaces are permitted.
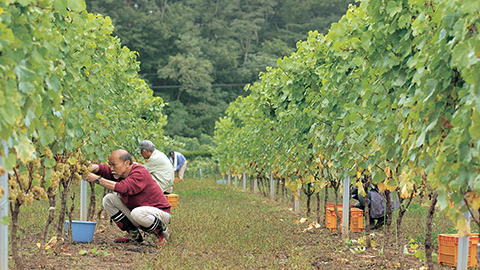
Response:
326,204,363,232
166,194,179,207
438,234,479,268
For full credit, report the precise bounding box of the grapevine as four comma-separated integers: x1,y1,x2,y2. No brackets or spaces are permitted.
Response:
214,0,480,266
0,0,167,268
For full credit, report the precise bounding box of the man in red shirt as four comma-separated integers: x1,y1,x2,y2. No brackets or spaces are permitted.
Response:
86,149,171,245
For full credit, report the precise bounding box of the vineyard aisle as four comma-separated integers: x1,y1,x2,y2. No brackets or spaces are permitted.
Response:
16,177,452,269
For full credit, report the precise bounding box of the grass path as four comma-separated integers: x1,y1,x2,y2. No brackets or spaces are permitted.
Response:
136,178,434,269
142,178,312,269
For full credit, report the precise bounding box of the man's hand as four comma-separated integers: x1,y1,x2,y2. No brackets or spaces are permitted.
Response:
86,172,99,183
91,164,99,173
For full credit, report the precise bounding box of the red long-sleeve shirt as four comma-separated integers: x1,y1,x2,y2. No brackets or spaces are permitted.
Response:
97,163,171,213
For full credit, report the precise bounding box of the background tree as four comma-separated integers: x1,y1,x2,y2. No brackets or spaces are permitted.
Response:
84,0,356,138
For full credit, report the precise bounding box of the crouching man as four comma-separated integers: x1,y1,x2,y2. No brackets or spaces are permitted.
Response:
86,149,171,245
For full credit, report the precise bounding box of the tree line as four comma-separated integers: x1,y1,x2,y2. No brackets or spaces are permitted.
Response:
84,0,356,138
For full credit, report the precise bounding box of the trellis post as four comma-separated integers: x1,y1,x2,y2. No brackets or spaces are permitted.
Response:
242,172,246,191
0,141,9,269
80,180,88,221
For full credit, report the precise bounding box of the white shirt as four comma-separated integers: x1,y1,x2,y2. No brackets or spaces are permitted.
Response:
144,149,174,191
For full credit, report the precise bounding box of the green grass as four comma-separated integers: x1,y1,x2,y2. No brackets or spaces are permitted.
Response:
143,179,308,269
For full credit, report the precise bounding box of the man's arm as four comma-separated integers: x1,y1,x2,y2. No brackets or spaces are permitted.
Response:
86,172,116,191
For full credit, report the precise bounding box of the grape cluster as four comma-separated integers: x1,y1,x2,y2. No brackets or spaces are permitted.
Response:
8,147,91,206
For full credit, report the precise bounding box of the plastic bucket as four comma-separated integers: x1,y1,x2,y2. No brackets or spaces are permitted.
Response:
63,220,97,243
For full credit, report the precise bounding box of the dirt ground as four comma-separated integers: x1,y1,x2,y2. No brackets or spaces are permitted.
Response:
12,217,457,270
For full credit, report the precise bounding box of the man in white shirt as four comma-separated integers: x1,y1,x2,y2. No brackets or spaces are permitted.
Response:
136,140,175,194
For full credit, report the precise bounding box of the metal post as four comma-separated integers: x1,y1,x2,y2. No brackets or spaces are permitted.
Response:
294,190,300,214
254,178,258,194
80,180,88,221
227,172,231,185
199,168,202,179
342,177,350,235
242,172,246,191
270,173,275,201
0,141,9,269
234,175,238,188
457,202,471,270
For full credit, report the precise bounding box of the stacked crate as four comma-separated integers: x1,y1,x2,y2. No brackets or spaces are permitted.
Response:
326,203,363,232
438,234,479,267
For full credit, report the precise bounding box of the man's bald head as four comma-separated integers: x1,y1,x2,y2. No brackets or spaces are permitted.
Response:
111,149,133,166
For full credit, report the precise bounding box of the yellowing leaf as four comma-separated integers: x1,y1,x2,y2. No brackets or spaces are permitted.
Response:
401,184,411,199
328,161,333,168
385,180,397,192
384,166,391,178
377,182,386,193
14,136,35,163
356,182,366,197
293,192,301,201
465,191,480,209
456,218,471,237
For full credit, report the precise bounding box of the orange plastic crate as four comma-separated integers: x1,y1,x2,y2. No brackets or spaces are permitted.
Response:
326,204,363,232
166,194,179,207
438,234,478,268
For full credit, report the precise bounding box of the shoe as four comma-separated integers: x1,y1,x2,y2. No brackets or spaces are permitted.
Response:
162,227,171,243
114,229,143,243
153,227,171,246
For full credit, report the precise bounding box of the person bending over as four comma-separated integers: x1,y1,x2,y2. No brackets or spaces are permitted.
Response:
168,150,187,181
136,140,175,194
86,149,171,245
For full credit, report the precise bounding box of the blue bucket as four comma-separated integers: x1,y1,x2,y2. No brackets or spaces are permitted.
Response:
63,220,97,243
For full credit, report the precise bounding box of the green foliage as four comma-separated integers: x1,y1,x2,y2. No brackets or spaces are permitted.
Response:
214,0,480,232
0,0,165,226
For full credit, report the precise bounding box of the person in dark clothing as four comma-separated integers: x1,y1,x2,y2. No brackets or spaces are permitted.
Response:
351,185,391,230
